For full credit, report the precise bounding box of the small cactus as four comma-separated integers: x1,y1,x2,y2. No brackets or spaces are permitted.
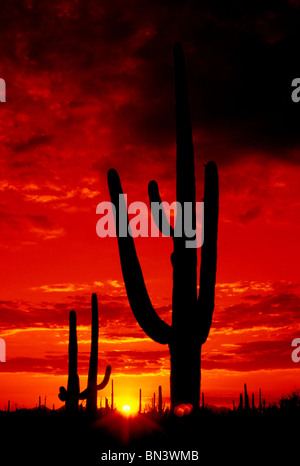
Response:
252,393,255,410
259,388,262,411
158,386,163,414
139,388,142,413
244,383,250,410
239,393,243,410
59,293,111,417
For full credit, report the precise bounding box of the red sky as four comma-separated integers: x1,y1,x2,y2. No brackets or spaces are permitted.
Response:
0,0,300,411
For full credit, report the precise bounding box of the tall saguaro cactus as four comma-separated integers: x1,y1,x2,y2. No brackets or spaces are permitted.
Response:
66,310,80,413
107,43,219,411
59,293,111,417
86,293,99,416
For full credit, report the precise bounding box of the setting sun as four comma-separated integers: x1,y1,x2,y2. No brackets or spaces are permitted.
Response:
122,405,131,413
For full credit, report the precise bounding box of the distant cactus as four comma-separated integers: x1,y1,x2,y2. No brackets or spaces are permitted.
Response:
259,388,262,411
239,393,243,410
244,384,250,410
107,43,219,411
139,388,142,413
111,379,114,410
65,310,80,413
58,293,111,417
158,386,163,414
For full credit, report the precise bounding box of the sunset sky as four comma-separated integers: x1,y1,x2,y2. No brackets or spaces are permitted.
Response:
0,0,300,411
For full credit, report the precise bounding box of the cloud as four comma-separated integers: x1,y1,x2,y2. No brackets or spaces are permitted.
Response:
213,286,300,331
216,281,274,296
0,348,169,377
0,210,64,243
8,132,53,153
0,355,68,375
31,283,92,293
0,282,134,331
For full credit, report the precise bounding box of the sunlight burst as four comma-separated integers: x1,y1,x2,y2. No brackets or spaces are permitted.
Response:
122,404,131,413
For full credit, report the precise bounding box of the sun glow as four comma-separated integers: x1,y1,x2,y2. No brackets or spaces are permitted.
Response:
116,395,139,414
122,404,131,413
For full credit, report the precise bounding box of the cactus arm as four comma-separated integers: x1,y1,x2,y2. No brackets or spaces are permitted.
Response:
107,168,171,345
62,366,111,401
67,310,80,396
78,389,88,400
87,293,98,388
96,365,111,390
198,161,219,344
148,180,174,237
79,365,111,399
58,386,68,402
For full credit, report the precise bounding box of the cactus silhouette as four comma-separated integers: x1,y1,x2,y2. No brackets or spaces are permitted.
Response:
107,43,219,410
158,386,163,414
244,383,250,410
111,379,114,410
139,388,142,413
64,310,80,413
59,293,111,417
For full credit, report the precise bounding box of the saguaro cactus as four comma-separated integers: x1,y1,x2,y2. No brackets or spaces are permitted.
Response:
107,43,219,411
66,310,80,413
259,388,262,412
239,394,243,410
111,379,114,410
59,293,111,417
85,293,100,417
139,388,142,413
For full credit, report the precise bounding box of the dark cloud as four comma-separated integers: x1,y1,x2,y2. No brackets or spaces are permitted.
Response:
0,210,57,243
0,291,167,334
102,349,169,375
213,289,300,331
8,132,53,153
1,0,300,175
0,355,68,375
202,339,298,371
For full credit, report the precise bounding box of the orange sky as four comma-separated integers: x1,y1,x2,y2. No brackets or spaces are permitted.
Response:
0,0,300,411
